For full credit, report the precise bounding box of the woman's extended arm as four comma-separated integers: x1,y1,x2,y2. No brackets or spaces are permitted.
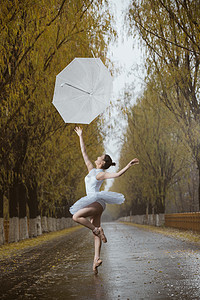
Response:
74,127,94,172
96,158,139,180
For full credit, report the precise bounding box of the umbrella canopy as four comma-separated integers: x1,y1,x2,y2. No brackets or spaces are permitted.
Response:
52,58,113,124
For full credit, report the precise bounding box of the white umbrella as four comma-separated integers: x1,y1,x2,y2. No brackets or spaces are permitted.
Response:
52,57,113,124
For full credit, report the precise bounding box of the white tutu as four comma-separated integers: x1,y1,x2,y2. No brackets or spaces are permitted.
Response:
69,191,125,215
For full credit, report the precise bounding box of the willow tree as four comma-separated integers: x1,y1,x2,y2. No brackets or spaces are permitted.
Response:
0,0,115,242
126,0,200,209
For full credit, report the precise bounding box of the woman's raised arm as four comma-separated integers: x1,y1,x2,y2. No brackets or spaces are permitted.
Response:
74,127,94,172
96,158,139,180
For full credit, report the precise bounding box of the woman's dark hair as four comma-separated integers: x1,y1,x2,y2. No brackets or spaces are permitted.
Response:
102,154,116,170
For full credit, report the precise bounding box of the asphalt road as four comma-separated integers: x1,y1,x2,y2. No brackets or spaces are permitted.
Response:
0,222,200,300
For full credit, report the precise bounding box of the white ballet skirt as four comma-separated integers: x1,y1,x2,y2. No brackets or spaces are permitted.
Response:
69,168,125,215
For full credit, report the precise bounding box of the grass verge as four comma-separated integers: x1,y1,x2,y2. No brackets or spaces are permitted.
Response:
0,226,81,260
122,222,200,245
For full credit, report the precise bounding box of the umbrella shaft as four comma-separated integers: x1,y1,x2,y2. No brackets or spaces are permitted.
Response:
63,83,91,95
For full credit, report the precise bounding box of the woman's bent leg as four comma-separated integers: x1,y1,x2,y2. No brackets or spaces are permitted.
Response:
72,202,103,231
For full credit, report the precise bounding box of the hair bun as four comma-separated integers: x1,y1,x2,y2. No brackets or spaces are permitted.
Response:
111,162,116,166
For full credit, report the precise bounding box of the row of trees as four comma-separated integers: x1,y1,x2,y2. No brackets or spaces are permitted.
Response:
0,0,115,243
110,85,198,218
109,0,200,218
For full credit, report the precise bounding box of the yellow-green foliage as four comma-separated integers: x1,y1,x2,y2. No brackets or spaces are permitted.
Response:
126,0,200,203
0,0,116,214
110,85,193,217
109,0,200,218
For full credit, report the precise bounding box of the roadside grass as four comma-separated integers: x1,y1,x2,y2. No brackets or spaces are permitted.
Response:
122,222,200,245
0,226,81,260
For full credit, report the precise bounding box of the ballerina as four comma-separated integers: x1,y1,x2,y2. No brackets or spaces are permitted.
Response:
70,127,139,274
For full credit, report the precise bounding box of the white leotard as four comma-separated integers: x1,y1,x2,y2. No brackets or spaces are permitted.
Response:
69,168,125,215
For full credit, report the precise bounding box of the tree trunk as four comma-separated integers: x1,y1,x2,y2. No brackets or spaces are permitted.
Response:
0,190,3,218
9,182,19,243
19,217,29,240
29,218,37,237
52,218,56,231
36,215,42,235
8,217,19,243
18,183,29,240
0,191,5,245
198,163,200,211
41,216,48,233
155,195,165,214
47,217,53,232
27,182,41,237
0,218,4,245
61,217,65,229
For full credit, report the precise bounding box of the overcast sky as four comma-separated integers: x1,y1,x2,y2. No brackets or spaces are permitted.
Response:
103,0,145,190
107,0,145,101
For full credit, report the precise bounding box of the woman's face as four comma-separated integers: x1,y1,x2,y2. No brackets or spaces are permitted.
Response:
95,155,105,168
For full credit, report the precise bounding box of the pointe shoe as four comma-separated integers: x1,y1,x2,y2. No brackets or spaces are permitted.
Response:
92,227,107,243
99,227,107,243
93,258,102,275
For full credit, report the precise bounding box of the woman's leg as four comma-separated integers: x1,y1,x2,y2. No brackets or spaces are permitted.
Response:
90,213,104,274
91,213,102,260
72,202,103,231
73,202,106,274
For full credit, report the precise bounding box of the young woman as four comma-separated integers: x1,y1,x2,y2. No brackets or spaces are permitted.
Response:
70,127,139,274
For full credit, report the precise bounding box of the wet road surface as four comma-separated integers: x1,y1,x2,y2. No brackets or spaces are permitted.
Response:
0,222,200,299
